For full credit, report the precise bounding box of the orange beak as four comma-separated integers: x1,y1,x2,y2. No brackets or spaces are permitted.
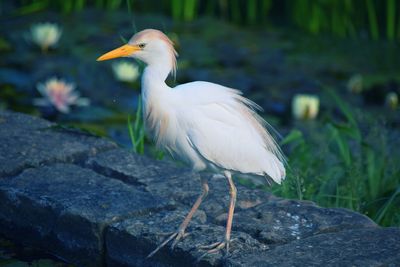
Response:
97,44,140,61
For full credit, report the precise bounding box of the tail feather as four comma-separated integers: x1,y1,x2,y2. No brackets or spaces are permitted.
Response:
229,89,286,184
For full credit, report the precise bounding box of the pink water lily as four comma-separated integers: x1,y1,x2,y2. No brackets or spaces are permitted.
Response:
33,78,90,113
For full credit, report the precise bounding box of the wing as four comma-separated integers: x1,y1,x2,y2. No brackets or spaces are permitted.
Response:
173,81,286,184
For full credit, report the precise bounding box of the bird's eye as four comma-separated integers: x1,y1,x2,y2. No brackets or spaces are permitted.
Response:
138,43,146,49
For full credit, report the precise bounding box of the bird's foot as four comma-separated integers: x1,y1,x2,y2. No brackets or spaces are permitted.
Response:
197,237,239,260
196,239,232,262
198,241,227,253
146,230,189,258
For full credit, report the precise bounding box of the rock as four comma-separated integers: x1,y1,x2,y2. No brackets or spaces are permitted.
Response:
0,110,117,178
86,148,193,185
86,148,202,206
86,148,392,267
227,227,400,267
0,164,167,267
86,149,376,244
0,110,53,130
228,199,376,244
105,210,268,267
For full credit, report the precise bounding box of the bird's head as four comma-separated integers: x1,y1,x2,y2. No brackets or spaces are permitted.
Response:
97,29,178,76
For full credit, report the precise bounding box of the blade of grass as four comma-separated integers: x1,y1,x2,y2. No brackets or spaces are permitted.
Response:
366,0,379,40
75,0,86,11
133,97,145,154
386,0,396,40
183,0,197,21
126,0,132,15
16,0,48,15
247,0,257,25
261,0,272,23
325,88,361,141
230,0,241,23
281,129,304,146
127,115,137,152
328,124,351,167
295,173,303,200
133,97,142,135
375,186,400,224
171,0,183,20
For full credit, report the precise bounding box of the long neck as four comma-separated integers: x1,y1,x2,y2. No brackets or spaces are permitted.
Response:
141,65,172,110
141,64,172,138
142,49,173,81
142,65,171,94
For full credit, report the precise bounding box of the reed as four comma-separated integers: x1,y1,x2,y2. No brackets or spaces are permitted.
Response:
386,0,396,40
13,0,400,41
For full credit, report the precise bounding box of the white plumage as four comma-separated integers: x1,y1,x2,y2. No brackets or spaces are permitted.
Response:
147,80,285,182
97,29,285,256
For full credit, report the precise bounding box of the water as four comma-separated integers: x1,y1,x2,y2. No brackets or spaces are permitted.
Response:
0,236,72,267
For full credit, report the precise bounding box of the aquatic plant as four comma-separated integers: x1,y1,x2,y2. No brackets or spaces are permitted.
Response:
292,94,320,120
33,78,89,113
347,74,363,94
112,61,139,83
30,22,62,52
385,92,398,110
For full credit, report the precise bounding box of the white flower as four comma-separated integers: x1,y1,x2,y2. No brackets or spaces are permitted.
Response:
33,78,90,113
292,94,320,120
112,61,139,82
385,92,398,110
347,74,363,93
30,22,62,51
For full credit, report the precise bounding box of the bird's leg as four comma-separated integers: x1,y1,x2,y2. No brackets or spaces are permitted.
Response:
171,177,209,248
199,171,237,255
147,177,209,258
224,171,237,252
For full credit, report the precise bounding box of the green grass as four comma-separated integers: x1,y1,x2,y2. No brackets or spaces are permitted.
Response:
126,97,165,160
9,0,400,41
127,97,145,154
272,90,400,226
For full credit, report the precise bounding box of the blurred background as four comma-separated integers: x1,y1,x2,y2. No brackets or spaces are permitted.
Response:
0,0,399,264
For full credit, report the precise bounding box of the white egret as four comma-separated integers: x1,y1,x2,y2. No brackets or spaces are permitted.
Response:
97,29,286,257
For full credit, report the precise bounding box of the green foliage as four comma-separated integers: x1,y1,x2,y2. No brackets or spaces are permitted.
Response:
127,97,145,154
274,91,400,226
386,0,395,40
126,97,165,160
170,0,198,21
11,0,400,41
366,0,379,40
289,0,398,41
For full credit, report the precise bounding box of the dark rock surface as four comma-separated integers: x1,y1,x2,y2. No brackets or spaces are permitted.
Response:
227,227,400,267
0,164,165,266
0,110,117,178
0,110,399,267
